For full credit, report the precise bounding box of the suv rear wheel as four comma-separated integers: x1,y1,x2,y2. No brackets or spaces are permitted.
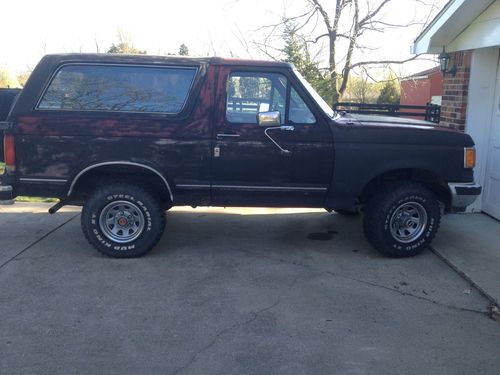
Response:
81,183,166,258
363,182,441,257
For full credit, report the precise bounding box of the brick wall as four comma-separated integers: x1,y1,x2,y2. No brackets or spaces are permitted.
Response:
440,51,472,131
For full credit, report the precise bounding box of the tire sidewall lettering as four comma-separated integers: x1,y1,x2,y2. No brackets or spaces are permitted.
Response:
89,193,154,251
384,194,433,252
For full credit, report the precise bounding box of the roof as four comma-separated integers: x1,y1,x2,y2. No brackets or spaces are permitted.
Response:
412,0,499,54
41,53,292,68
401,66,441,81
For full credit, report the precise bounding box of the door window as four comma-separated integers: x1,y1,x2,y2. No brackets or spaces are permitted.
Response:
289,87,316,124
226,72,287,124
226,72,315,125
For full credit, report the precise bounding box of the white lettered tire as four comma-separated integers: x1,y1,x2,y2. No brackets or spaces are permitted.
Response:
363,182,441,257
81,184,166,258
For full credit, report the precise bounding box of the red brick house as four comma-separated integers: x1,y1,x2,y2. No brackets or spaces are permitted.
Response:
400,67,443,107
413,0,500,219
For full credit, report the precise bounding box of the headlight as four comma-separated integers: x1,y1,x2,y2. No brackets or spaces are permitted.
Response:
464,147,476,169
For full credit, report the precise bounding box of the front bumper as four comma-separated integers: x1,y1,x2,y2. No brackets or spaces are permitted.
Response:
448,182,482,210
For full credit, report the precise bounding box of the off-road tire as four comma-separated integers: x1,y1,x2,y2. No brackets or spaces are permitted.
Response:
81,183,166,258
363,182,441,257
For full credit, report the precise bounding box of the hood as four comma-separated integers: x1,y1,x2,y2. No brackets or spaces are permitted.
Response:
333,113,474,147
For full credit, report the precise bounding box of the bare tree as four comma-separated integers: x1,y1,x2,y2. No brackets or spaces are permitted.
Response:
257,0,440,105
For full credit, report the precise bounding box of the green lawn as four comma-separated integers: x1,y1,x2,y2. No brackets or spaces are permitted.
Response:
1,162,58,203
16,196,59,203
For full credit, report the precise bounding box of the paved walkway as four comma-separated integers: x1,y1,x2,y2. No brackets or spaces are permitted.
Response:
432,213,500,306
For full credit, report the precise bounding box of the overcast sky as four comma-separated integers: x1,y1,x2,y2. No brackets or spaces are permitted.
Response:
0,0,447,76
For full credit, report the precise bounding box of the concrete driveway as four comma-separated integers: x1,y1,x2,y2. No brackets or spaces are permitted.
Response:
0,204,499,375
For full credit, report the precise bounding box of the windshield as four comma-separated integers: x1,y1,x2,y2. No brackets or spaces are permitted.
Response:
293,68,335,118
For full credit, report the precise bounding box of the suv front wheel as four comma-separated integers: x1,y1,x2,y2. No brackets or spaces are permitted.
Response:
81,183,166,258
363,182,441,257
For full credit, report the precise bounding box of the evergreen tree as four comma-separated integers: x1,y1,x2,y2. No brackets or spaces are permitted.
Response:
281,22,333,104
178,44,189,56
377,79,400,104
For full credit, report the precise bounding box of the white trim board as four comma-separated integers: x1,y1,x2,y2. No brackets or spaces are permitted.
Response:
464,47,499,212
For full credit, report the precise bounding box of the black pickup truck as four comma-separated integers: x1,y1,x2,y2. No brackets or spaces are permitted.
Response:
0,54,481,258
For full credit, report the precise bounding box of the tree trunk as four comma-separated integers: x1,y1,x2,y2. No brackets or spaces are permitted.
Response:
329,32,340,106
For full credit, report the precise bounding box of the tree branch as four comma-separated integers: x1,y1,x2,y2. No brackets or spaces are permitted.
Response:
310,0,333,32
369,20,426,28
349,55,422,69
293,8,319,33
307,32,349,43
359,0,392,27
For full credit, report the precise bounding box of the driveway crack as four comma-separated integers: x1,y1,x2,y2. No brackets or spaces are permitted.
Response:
169,300,280,375
233,248,489,316
324,270,488,316
170,273,304,375
0,213,79,269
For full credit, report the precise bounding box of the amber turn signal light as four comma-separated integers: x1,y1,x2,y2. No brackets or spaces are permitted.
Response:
464,147,476,169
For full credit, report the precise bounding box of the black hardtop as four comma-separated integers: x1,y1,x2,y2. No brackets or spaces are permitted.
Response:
39,53,293,68
9,54,292,117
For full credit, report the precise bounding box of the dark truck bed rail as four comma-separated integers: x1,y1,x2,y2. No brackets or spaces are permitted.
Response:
334,102,441,124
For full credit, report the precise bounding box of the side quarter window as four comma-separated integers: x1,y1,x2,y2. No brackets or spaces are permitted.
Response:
37,64,198,114
226,72,287,124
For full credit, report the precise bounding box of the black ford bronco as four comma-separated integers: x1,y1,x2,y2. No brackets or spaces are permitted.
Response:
0,54,481,258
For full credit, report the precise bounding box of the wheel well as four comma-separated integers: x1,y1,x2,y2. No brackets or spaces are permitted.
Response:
359,168,451,209
68,164,172,207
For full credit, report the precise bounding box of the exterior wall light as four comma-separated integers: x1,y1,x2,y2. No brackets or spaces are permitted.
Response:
438,46,457,76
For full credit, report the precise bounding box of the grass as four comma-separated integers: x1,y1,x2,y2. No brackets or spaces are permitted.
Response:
1,162,59,203
15,196,59,203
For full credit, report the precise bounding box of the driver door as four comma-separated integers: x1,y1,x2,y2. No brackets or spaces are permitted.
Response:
210,66,333,207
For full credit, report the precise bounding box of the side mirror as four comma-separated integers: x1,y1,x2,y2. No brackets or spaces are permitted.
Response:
257,111,281,127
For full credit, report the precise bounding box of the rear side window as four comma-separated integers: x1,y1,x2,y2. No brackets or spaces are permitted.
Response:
37,64,197,114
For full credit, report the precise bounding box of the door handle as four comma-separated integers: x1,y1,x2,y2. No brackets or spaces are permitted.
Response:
264,126,294,156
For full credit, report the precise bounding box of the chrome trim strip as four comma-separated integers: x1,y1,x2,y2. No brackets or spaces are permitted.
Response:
176,184,327,192
67,161,173,202
213,185,327,191
217,134,240,138
20,178,68,183
176,184,211,189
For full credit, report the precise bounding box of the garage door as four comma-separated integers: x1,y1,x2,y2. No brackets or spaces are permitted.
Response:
483,56,500,220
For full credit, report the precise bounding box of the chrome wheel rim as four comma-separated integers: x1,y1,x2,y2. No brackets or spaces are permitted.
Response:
99,200,145,243
389,202,428,243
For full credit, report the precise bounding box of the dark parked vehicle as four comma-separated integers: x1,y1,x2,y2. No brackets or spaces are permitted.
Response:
0,54,481,258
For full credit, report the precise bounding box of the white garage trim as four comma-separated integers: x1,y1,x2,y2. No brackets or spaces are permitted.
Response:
465,48,499,212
